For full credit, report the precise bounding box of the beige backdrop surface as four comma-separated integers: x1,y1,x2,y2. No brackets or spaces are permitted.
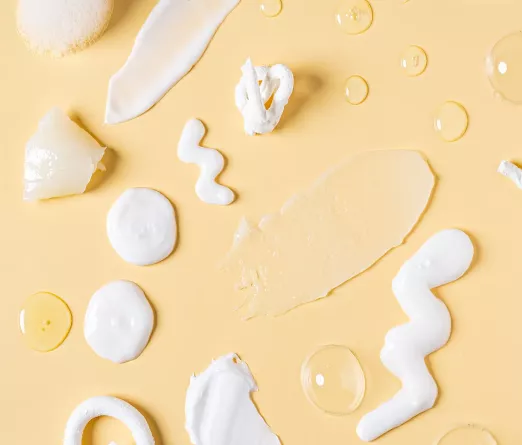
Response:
1,0,521,444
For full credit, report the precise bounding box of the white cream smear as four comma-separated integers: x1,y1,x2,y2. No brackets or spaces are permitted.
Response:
105,0,240,124
107,188,177,266
186,353,281,445
63,396,155,445
178,119,235,205
84,280,154,364
357,229,474,442
235,58,294,135
498,160,522,189
222,150,435,318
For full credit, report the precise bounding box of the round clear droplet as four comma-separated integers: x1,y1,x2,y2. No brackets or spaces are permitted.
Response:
437,425,497,445
301,345,365,415
434,101,468,142
260,0,282,17
400,46,428,76
345,75,369,105
487,32,522,103
335,0,373,35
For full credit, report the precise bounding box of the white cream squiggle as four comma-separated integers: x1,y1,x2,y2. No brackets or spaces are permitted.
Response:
357,229,474,442
63,396,155,445
178,119,235,206
498,160,522,189
235,58,294,135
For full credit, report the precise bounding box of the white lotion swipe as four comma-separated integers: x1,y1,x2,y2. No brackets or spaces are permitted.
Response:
24,108,106,201
64,396,154,445
186,353,281,445
106,0,240,124
357,229,474,442
178,119,235,205
107,188,177,266
235,58,294,135
498,160,522,189
84,280,154,364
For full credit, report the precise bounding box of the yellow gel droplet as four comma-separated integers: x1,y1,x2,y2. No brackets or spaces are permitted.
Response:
20,292,72,352
400,46,428,76
437,425,497,445
260,0,282,17
301,345,365,415
335,0,373,35
345,75,369,105
434,101,468,142
486,32,522,103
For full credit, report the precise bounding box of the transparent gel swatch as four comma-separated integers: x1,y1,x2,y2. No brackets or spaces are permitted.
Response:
437,425,497,445
345,75,369,104
400,46,427,76
335,0,373,35
301,345,365,415
434,101,468,142
260,0,282,17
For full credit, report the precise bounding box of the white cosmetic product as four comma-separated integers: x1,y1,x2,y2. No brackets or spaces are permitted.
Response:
357,229,474,442
498,160,522,189
63,396,155,445
107,188,177,266
105,0,240,124
235,58,294,135
186,353,281,445
84,280,154,364
178,119,235,206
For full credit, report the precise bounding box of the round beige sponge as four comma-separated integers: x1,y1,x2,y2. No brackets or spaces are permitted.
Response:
17,0,114,57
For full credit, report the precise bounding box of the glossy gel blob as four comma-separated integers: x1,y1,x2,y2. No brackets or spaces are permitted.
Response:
400,46,427,76
437,425,497,445
301,345,365,415
434,101,468,142
486,32,522,103
260,0,282,17
335,0,373,35
345,75,369,104
20,292,72,352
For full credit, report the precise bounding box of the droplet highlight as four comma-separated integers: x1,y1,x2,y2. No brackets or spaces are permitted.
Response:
20,292,72,352
335,0,373,35
400,46,428,76
437,425,497,445
301,345,365,415
434,101,468,142
345,75,369,105
487,32,522,103
260,0,282,17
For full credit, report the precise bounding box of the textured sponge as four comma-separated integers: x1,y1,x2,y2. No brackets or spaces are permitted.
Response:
17,0,114,57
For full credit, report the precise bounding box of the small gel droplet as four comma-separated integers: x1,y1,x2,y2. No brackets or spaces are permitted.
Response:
335,0,373,35
345,75,369,105
260,0,282,17
434,101,468,142
437,425,497,445
400,46,428,76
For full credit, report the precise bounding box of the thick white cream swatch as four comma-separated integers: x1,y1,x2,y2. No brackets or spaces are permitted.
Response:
107,188,176,266
357,229,474,442
84,280,154,364
498,160,522,189
178,119,235,205
63,396,155,445
105,0,241,124
186,353,281,445
235,58,294,135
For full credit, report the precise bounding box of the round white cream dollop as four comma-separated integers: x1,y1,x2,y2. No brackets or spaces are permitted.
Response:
107,188,177,266
84,280,154,364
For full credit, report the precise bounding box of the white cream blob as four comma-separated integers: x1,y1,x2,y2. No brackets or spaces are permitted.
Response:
178,119,235,206
63,396,155,445
84,280,154,364
107,188,176,266
357,229,474,442
235,58,294,135
186,353,281,445
498,160,522,189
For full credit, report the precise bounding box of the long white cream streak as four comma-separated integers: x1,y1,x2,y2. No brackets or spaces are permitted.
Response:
105,0,241,124
63,396,155,445
178,119,235,205
357,229,474,442
186,353,281,445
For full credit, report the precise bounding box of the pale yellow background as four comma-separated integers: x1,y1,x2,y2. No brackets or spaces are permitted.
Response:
1,0,521,443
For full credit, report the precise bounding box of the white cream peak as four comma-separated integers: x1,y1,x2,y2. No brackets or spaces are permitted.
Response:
24,108,106,201
186,353,281,445
63,396,155,445
357,229,474,441
235,58,294,135
178,119,235,206
105,0,240,124
498,160,522,189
